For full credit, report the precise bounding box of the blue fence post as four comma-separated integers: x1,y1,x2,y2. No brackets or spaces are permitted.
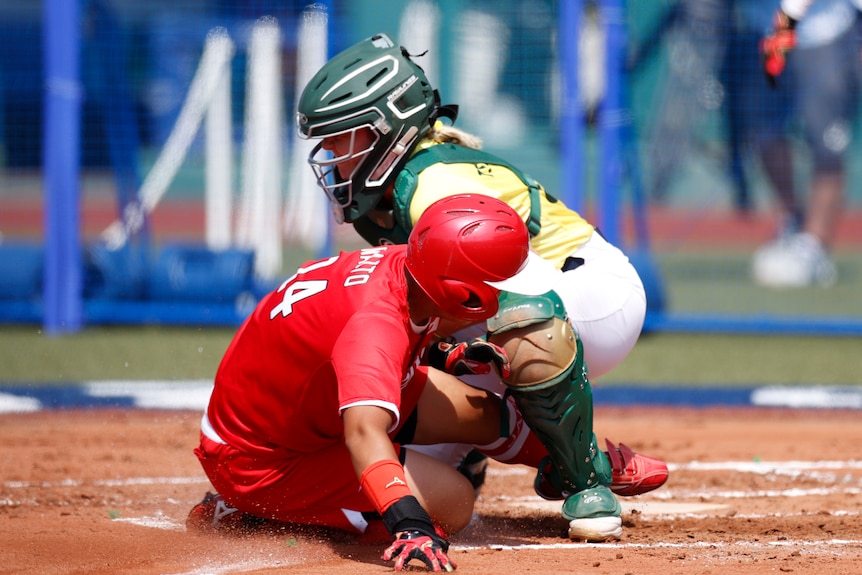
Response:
558,0,584,213
43,0,83,334
599,0,666,319
598,0,625,246
320,0,334,260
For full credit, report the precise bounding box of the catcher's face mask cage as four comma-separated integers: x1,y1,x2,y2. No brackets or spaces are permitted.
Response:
296,33,437,223
304,119,381,225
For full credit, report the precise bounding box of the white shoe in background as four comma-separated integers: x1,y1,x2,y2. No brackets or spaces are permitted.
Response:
751,232,837,288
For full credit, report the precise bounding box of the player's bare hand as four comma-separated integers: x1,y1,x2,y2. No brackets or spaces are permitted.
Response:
382,531,456,572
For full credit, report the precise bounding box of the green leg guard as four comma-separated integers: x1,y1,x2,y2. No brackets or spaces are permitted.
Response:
490,290,622,539
488,290,609,494
504,340,606,493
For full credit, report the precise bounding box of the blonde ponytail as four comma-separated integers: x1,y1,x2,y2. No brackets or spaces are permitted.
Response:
427,122,483,150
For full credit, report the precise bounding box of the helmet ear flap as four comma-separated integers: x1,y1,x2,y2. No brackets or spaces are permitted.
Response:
439,279,471,307
438,279,500,319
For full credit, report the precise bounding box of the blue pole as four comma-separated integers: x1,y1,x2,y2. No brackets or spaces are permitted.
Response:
318,0,335,259
558,0,584,213
598,0,625,246
43,0,83,334
598,0,666,316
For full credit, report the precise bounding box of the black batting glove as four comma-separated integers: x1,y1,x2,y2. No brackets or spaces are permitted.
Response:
381,496,456,572
383,531,455,572
427,337,511,379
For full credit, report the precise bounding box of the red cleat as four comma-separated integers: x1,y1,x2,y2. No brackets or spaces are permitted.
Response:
605,439,669,497
186,492,258,533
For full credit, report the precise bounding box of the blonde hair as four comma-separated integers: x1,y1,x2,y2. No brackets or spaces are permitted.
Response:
426,122,483,150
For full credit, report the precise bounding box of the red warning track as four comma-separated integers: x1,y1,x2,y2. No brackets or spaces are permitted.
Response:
4,195,862,248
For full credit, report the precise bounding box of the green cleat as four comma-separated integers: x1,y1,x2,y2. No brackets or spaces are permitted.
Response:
561,485,622,541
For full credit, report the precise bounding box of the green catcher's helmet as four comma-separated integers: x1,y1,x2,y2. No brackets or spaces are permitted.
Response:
295,33,455,224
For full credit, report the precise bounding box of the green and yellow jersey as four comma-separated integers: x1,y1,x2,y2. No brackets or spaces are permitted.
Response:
352,140,595,269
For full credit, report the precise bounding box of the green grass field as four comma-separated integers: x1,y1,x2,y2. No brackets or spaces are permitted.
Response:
1,325,859,387
655,251,862,316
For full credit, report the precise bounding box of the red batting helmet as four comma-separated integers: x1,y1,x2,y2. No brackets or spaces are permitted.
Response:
405,194,530,322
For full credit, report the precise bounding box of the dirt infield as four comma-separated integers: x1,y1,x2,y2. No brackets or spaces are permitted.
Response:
2,406,860,575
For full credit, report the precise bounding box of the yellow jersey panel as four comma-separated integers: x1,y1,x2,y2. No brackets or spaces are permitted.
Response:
409,160,594,269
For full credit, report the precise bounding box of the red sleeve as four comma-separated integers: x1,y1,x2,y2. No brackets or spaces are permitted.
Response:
331,296,412,424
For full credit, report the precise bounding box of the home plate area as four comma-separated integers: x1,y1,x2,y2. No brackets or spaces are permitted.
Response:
514,497,735,517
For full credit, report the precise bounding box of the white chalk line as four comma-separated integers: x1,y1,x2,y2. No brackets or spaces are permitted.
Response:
454,539,862,552
115,512,185,531
114,511,862,567
111,502,860,528
653,486,862,500
163,556,304,575
153,538,862,575
670,460,862,472
490,460,862,476
500,494,861,515
3,476,210,489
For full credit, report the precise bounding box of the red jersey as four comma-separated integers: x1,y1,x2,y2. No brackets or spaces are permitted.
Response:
206,245,438,457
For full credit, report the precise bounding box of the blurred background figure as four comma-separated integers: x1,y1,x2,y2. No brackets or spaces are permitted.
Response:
632,0,731,206
634,0,860,288
744,0,862,288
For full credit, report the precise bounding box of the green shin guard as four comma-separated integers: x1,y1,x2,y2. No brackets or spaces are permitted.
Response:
488,291,608,494
535,433,612,499
504,343,605,493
